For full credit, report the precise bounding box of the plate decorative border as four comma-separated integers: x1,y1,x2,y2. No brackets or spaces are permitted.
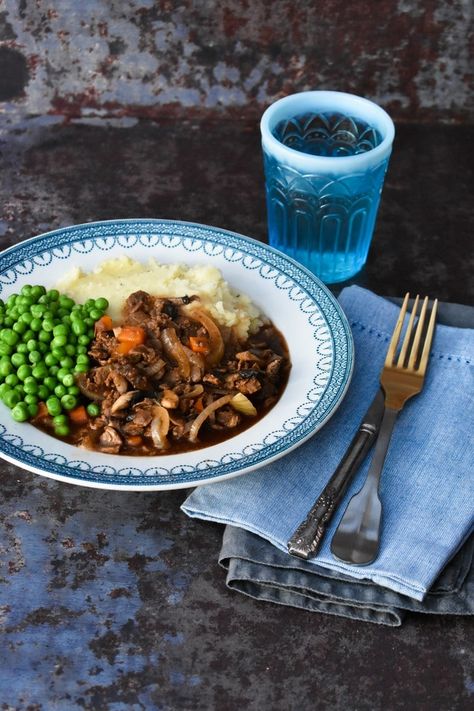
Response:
0,220,354,489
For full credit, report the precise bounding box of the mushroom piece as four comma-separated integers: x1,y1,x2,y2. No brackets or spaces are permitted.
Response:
98,426,123,454
160,389,179,409
110,390,139,414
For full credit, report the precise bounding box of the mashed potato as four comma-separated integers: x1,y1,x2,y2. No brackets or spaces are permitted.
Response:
56,256,263,340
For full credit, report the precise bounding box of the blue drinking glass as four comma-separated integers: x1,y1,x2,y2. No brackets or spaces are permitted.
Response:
260,91,395,283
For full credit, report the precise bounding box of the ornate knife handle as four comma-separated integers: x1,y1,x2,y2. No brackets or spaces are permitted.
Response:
287,425,377,560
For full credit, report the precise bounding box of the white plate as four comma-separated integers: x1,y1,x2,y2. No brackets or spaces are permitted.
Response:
0,219,353,490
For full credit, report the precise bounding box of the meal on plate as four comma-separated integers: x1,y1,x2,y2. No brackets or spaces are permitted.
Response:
0,259,290,455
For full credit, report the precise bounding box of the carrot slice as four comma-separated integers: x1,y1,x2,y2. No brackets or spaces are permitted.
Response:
69,405,88,424
115,325,146,355
126,435,143,447
189,336,210,354
95,314,113,332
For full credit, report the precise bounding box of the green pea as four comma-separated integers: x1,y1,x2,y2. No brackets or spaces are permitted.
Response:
12,321,27,335
38,330,51,343
95,297,109,311
67,385,80,396
72,320,86,336
76,354,89,366
59,295,74,310
27,402,38,417
16,343,28,354
37,385,50,400
51,347,65,361
0,383,10,398
4,390,21,408
89,308,103,321
26,339,38,352
44,353,58,367
28,350,42,364
76,345,88,355
37,342,48,354
0,343,13,356
2,329,19,346
11,402,29,422
5,373,19,387
62,373,75,388
54,384,67,398
57,367,70,382
49,365,59,377
46,396,62,416
3,317,14,327
53,414,68,427
84,298,95,310
20,285,32,297
17,365,31,381
74,363,89,374
30,304,45,318
46,289,59,302
86,402,100,417
23,377,38,395
42,319,55,332
24,393,38,406
32,363,48,378
20,311,33,324
65,344,76,356
8,307,19,320
54,424,70,437
51,335,67,348
22,330,35,343
78,334,90,345
30,318,42,332
44,376,57,392
60,356,74,370
0,360,13,377
61,394,77,411
31,285,46,300
6,294,18,308
53,324,68,337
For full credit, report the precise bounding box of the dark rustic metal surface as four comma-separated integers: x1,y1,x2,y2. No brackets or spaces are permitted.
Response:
0,0,473,123
0,116,473,710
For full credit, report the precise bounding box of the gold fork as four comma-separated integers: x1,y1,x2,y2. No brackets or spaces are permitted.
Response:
331,293,438,565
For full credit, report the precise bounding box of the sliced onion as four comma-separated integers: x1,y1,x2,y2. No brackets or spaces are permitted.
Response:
184,307,224,366
188,394,233,442
181,384,204,399
150,404,170,449
161,327,191,379
230,392,257,417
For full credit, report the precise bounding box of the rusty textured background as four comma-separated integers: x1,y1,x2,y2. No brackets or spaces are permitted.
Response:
0,0,473,122
0,2,473,710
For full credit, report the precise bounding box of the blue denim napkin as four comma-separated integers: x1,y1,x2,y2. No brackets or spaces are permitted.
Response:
182,287,474,603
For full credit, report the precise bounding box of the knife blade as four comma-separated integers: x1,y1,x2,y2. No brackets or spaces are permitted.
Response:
287,388,385,560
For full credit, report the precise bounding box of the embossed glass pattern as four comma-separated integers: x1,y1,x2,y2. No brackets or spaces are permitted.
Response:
263,150,389,283
261,92,394,284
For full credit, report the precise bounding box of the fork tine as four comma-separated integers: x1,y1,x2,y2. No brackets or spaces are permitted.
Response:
385,292,410,367
408,296,429,369
397,294,419,367
417,298,438,374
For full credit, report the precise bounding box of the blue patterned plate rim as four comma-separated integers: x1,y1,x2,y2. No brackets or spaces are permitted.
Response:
0,219,354,490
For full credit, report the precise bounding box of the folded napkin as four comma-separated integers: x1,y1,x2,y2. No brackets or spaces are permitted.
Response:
182,287,474,622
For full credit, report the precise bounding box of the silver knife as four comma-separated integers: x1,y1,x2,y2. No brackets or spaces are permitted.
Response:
287,388,385,560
